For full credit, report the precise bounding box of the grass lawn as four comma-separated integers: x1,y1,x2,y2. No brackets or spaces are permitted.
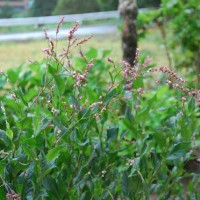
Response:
0,28,168,70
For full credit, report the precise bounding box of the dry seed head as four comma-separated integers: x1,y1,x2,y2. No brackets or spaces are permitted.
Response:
89,101,103,108
56,16,65,35
68,21,79,40
148,66,186,83
77,35,93,46
43,48,51,57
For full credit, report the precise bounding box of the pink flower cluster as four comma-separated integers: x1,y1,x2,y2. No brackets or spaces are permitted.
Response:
77,36,93,46
165,79,200,101
43,48,51,57
73,62,94,88
6,192,20,200
121,61,138,80
68,21,79,40
137,88,144,96
56,16,65,35
148,66,200,103
107,57,116,68
73,72,86,87
148,66,186,83
166,80,189,92
143,55,152,67
133,48,139,64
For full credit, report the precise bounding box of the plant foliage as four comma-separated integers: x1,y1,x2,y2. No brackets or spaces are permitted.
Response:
0,20,200,199
138,0,200,86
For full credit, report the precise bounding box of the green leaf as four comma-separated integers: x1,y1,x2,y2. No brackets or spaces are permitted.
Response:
122,171,144,199
129,158,140,177
78,139,89,146
15,88,28,106
16,117,32,129
85,48,98,59
166,142,191,161
103,88,118,104
129,174,143,198
68,96,80,111
135,107,150,122
24,88,38,101
122,172,129,195
0,162,5,175
0,75,7,88
133,77,144,89
55,76,65,96
154,131,166,148
35,118,52,135
122,118,133,131
46,145,63,162
48,64,57,76
107,127,118,143
147,94,157,107
43,176,61,199
41,73,46,86
7,66,22,83
23,145,37,159
102,49,111,58
108,71,114,84
0,188,6,200
6,121,13,140
0,129,12,148
137,171,149,199
188,97,195,111
85,87,98,102
38,161,57,182
33,188,48,199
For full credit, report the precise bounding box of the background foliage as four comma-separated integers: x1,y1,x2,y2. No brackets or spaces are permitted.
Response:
0,0,161,18
137,0,200,87
160,0,200,86
52,0,100,15
30,0,57,17
0,5,13,18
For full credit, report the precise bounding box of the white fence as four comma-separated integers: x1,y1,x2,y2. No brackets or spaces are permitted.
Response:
0,9,149,27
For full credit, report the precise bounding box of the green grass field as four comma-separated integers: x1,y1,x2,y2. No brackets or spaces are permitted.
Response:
0,28,168,70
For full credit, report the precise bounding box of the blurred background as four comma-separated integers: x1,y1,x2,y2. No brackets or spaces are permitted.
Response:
0,0,160,18
0,0,166,71
3,0,200,89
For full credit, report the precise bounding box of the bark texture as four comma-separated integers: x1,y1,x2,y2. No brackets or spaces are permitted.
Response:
118,0,138,65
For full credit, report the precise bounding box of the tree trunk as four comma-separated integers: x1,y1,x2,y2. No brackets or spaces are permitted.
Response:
118,0,138,65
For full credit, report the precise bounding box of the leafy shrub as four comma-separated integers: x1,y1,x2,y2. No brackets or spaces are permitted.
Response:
0,5,14,19
96,0,118,11
53,0,99,15
0,20,199,199
160,0,200,86
30,0,57,17
137,0,200,87
137,0,161,8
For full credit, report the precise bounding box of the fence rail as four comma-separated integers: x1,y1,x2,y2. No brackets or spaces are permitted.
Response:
0,9,149,27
